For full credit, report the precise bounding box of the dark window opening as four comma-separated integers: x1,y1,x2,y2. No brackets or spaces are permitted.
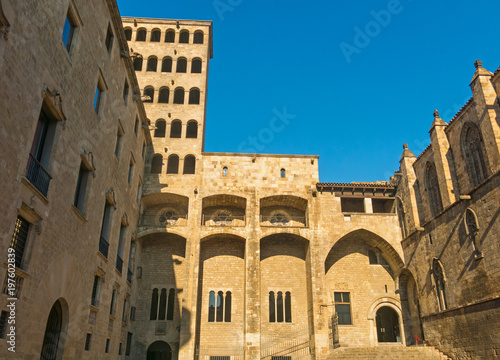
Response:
269,292,275,322
462,123,488,187
40,301,64,360
176,58,187,73
368,250,378,264
158,88,169,104
133,57,143,71
125,333,132,356
186,121,198,138
90,275,101,307
167,155,179,174
151,155,163,174
193,31,204,44
285,292,292,323
84,333,92,351
191,58,202,73
150,288,159,320
170,120,182,138
162,57,172,72
105,339,110,353
189,88,200,105
372,198,395,213
99,199,114,258
216,291,224,322
425,162,443,217
147,57,158,72
9,216,30,269
136,29,146,41
73,162,91,214
280,168,285,178
167,288,175,320
124,28,132,41
223,167,228,177
183,155,196,175
151,29,161,42
123,80,129,103
179,30,189,43
224,292,232,322
143,87,154,103
208,291,215,322
173,88,184,104
154,120,166,137
62,12,75,53
105,25,113,53
341,198,365,213
165,30,175,43
158,289,167,320
276,292,284,322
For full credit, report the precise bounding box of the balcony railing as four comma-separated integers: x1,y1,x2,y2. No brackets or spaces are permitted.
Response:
202,214,246,227
99,236,109,258
26,154,51,197
139,214,188,228
127,268,133,283
260,215,307,227
116,255,123,274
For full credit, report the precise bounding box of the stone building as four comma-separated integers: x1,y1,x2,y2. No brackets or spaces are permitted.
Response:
0,1,498,360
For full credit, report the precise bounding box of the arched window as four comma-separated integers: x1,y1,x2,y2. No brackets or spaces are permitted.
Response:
167,288,175,320
133,57,143,71
216,291,224,322
161,57,172,72
189,88,200,105
147,341,171,360
158,289,167,320
173,88,184,104
165,29,175,43
154,120,166,137
136,28,146,41
193,30,204,44
397,197,407,238
170,120,182,138
186,120,198,138
158,88,169,104
461,123,488,187
425,162,443,217
269,291,275,322
368,249,378,264
176,57,187,73
285,291,292,323
143,86,154,103
183,155,196,174
150,28,161,42
167,155,179,174
40,300,66,360
276,291,284,322
208,291,215,322
124,28,132,41
191,58,202,73
225,291,232,322
146,57,157,72
151,155,163,174
280,168,286,178
179,30,189,43
432,259,447,311
222,167,228,177
150,288,159,320
465,208,482,258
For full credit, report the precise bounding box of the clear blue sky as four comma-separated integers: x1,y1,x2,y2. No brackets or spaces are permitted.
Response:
117,0,500,183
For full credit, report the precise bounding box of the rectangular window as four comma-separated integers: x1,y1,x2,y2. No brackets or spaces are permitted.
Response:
94,82,104,114
0,311,8,339
105,338,110,353
118,343,122,356
334,292,352,325
115,127,124,158
123,80,129,103
84,333,92,351
9,216,30,269
110,288,118,316
125,332,132,356
128,158,134,185
122,298,128,322
73,162,91,214
62,12,75,52
130,306,136,321
99,200,114,258
116,225,127,273
134,117,139,135
105,25,113,53
90,275,102,307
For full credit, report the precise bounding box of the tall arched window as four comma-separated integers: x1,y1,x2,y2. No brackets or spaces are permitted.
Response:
189,88,200,105
179,30,189,43
124,28,132,41
136,28,146,41
151,155,163,174
133,57,143,71
285,291,292,323
193,30,204,44
397,197,407,238
223,167,228,177
40,300,66,360
461,123,488,187
158,289,167,320
186,120,198,138
146,57,158,72
150,288,159,320
170,120,182,138
167,155,179,174
191,58,202,73
208,291,215,322
225,291,232,322
150,28,161,42
143,86,154,103
183,155,196,174
158,87,169,104
216,291,224,322
465,208,482,258
425,162,443,217
161,57,172,72
432,259,447,311
167,288,175,320
165,29,175,43
269,291,276,322
176,57,187,73
154,119,166,137
173,88,184,104
280,168,286,178
147,341,171,360
276,291,284,322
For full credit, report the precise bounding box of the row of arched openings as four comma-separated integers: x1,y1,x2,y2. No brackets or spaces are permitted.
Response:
208,290,231,322
143,87,200,105
151,154,195,175
269,291,292,323
134,57,202,74
150,288,176,321
125,28,204,44
154,119,197,139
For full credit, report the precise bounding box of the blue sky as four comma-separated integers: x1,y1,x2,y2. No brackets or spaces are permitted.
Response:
117,0,500,183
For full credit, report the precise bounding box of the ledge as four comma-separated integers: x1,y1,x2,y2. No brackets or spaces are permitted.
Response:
71,205,88,222
20,177,49,205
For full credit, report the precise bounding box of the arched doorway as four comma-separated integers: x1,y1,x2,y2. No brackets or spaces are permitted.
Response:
146,341,172,360
40,299,68,360
376,306,400,343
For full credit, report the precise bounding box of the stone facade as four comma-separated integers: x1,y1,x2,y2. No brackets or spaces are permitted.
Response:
0,2,499,360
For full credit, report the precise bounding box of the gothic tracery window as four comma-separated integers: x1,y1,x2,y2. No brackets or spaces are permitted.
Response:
432,259,447,311
425,162,443,217
461,123,488,188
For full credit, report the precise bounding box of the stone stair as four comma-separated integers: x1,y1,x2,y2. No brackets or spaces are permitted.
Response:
327,345,452,359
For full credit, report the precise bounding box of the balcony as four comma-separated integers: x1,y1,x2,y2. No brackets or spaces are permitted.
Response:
260,215,307,227
201,194,247,228
26,154,52,197
202,214,246,227
99,236,109,258
259,195,308,228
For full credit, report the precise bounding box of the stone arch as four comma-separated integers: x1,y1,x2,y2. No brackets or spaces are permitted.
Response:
367,300,404,345
397,269,423,345
260,195,308,227
201,194,247,227
140,192,190,230
146,340,172,360
461,122,489,188
39,298,69,360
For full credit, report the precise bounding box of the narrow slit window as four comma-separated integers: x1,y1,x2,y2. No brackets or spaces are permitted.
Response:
158,289,167,320
216,291,224,322
224,291,232,322
276,292,284,322
62,11,76,52
167,288,175,320
208,291,215,322
150,288,159,320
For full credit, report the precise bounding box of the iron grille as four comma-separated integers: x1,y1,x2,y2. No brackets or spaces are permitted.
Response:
26,153,51,197
10,216,30,269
